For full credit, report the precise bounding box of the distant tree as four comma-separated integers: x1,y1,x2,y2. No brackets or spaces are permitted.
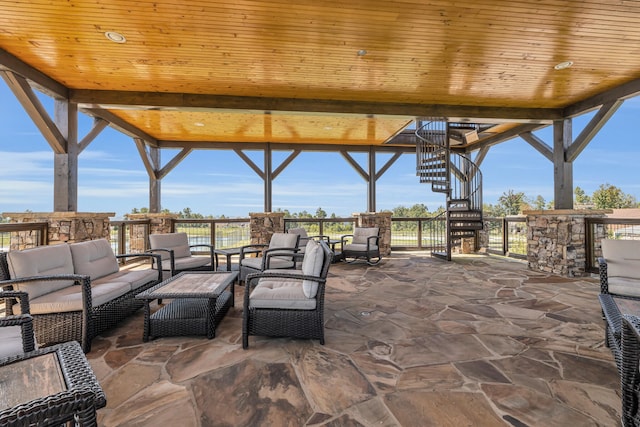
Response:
315,207,327,218
574,186,591,205
531,195,547,210
130,207,149,214
391,203,430,218
592,183,637,209
498,190,527,215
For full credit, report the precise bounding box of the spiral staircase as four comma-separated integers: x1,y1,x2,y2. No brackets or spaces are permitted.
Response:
415,119,483,260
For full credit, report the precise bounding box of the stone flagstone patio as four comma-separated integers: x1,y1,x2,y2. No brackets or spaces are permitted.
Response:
87,252,620,426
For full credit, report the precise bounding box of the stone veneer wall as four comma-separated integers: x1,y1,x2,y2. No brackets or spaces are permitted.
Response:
2,212,114,250
124,213,178,253
354,211,392,256
525,209,610,277
248,212,285,245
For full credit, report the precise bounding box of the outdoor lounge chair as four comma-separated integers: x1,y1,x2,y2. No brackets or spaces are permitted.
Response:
149,232,216,278
340,226,381,265
287,227,330,268
0,290,35,358
238,232,300,283
621,314,640,427
242,239,333,348
598,239,640,370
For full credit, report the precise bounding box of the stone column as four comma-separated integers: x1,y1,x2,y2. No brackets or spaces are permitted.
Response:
124,213,178,252
248,212,285,245
2,212,114,249
354,211,392,256
525,209,610,277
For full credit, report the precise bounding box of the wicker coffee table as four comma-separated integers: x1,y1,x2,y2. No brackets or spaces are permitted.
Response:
135,271,238,341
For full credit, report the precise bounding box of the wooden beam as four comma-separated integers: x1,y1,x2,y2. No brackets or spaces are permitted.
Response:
149,145,161,213
375,152,403,180
340,151,368,181
563,78,640,118
462,123,545,153
521,131,554,162
272,150,301,179
157,140,416,153
78,117,108,154
0,48,68,99
553,119,573,210
133,138,159,180
566,100,623,162
53,100,78,211
82,108,158,146
234,149,264,179
472,146,489,168
158,148,192,180
71,89,563,121
1,71,67,154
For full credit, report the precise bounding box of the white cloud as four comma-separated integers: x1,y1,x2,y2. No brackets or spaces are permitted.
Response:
0,151,52,177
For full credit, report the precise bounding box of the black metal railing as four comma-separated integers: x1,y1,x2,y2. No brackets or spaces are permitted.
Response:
585,217,640,273
0,222,48,252
109,219,151,255
484,217,527,259
170,218,251,251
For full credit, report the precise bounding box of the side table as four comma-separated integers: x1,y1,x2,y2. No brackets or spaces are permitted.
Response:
0,340,106,426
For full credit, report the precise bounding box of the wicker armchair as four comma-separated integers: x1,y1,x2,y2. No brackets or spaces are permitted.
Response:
622,315,640,426
238,232,300,283
0,290,35,358
287,228,330,268
149,232,216,278
598,239,640,367
340,227,381,265
243,239,333,348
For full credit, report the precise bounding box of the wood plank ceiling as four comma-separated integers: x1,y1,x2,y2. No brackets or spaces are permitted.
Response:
0,0,639,150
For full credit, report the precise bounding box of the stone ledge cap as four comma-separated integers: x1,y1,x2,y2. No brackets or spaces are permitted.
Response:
523,209,612,216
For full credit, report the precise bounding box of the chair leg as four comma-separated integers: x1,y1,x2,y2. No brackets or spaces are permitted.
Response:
242,333,249,349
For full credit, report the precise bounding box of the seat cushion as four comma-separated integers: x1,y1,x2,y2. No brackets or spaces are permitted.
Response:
602,239,640,297
0,326,26,358
93,269,158,291
173,256,212,271
352,227,379,244
250,278,316,310
301,240,324,298
7,244,75,299
69,239,119,280
22,280,131,314
608,277,640,298
343,243,378,252
149,233,192,261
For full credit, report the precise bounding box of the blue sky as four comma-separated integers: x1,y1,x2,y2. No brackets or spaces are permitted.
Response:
1,81,639,219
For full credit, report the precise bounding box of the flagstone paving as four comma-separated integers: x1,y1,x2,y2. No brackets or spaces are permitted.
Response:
88,252,621,426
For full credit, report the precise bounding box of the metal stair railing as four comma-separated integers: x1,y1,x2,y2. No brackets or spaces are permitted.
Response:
415,119,483,259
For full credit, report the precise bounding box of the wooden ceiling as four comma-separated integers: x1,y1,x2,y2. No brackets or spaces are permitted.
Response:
1,0,640,150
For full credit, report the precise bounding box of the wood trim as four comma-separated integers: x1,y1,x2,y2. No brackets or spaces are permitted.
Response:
0,48,68,99
566,100,623,162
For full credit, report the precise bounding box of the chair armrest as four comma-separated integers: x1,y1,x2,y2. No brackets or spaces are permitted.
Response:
239,244,268,260
598,257,609,294
308,235,331,244
189,244,216,270
0,290,31,315
0,312,35,353
117,252,163,281
0,274,92,351
366,235,380,249
263,247,299,270
245,271,326,287
340,234,354,250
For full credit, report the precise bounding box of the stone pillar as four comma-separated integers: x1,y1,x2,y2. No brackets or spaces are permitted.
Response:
2,212,114,249
248,212,285,245
525,209,610,277
354,211,391,256
124,213,178,252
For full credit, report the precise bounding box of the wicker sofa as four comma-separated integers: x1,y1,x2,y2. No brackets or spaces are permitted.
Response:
0,239,162,352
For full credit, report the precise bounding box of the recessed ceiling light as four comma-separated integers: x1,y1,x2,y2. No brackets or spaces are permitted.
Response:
357,49,367,56
104,31,126,43
554,61,573,70
194,122,205,127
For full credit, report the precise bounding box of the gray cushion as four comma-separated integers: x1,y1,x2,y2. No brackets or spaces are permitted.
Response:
7,244,75,299
288,228,308,239
269,233,298,249
0,326,25,358
173,256,211,271
69,239,119,280
149,233,192,260
602,239,640,297
352,227,379,244
92,269,158,291
343,243,378,252
301,240,324,298
250,278,316,310
22,280,131,314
